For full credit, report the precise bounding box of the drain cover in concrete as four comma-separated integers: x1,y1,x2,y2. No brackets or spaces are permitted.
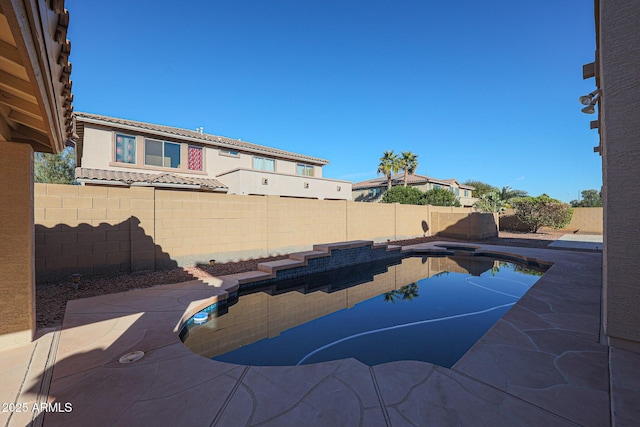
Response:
119,351,145,363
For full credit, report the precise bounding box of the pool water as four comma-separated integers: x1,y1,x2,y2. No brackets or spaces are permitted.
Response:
181,255,545,367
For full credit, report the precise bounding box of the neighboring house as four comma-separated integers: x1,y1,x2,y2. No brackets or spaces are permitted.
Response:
74,112,351,200
352,173,478,207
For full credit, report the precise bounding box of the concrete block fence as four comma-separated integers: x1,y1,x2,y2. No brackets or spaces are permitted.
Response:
34,184,499,282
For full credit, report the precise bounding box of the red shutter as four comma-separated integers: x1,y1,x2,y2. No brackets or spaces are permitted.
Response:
188,146,203,171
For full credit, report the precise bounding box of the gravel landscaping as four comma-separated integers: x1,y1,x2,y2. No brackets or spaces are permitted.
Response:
36,231,569,329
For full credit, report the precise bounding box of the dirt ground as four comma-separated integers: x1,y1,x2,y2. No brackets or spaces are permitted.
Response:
35,231,570,329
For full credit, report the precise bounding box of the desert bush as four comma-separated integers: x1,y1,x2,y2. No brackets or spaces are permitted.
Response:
511,195,573,233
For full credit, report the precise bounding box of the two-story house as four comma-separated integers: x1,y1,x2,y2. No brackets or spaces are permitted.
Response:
73,112,351,200
352,173,477,207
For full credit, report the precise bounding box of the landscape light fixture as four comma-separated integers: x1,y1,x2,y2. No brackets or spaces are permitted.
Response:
71,273,81,292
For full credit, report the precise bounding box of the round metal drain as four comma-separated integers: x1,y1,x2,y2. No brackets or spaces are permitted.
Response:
119,351,145,364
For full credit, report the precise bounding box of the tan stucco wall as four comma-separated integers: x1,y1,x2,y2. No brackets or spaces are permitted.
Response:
599,0,640,350
217,168,351,200
0,142,35,348
35,184,498,281
499,208,603,234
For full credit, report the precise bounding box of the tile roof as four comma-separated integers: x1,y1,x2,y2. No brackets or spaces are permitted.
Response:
74,112,329,165
75,168,227,191
352,173,461,190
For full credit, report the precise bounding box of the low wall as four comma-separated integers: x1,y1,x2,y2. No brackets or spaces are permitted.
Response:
34,184,498,281
499,208,603,234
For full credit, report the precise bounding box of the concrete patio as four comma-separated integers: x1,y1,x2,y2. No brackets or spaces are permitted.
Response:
2,242,639,426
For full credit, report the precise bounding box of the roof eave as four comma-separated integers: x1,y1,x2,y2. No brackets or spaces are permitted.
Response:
74,114,329,166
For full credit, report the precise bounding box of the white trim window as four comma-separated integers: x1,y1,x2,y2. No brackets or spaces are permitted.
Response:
253,156,275,172
296,164,314,176
145,139,181,168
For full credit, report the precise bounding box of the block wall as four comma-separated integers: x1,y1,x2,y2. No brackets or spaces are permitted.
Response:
346,202,396,241
35,184,498,281
499,208,603,234
35,184,155,281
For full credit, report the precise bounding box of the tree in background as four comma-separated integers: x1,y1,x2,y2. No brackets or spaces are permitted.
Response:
422,187,460,207
377,150,400,189
511,195,573,233
399,151,419,187
499,186,528,202
381,186,423,204
570,189,602,207
34,147,75,184
463,180,499,198
473,191,507,213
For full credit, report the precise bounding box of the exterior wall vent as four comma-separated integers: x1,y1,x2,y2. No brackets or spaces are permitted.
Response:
262,178,268,185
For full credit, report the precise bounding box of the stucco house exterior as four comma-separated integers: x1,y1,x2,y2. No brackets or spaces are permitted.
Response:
74,112,351,200
0,0,74,348
352,173,478,207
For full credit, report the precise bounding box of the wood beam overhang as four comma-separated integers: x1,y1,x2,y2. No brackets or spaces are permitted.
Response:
0,88,41,117
0,69,37,102
0,0,74,154
0,39,21,65
8,109,46,132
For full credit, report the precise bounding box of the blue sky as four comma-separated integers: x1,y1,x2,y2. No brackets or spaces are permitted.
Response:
67,0,600,202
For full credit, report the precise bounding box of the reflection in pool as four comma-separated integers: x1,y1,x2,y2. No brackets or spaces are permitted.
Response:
181,255,545,367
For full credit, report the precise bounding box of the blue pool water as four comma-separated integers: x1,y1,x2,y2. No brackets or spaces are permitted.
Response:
181,255,545,367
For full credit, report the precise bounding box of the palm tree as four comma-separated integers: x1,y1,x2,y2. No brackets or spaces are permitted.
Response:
499,186,528,202
399,151,419,187
377,150,400,190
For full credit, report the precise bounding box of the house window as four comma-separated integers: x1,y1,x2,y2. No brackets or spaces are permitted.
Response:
220,149,239,157
464,190,469,197
115,134,136,164
145,139,181,168
455,188,460,196
188,146,203,171
253,156,275,171
296,164,314,176
369,188,381,197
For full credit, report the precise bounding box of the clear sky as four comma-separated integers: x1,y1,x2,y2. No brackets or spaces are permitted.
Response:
66,0,600,202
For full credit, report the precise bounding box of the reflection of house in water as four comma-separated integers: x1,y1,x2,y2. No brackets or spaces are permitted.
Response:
439,254,497,277
183,255,500,359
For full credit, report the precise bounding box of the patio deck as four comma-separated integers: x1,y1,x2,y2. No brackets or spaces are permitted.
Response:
2,242,638,426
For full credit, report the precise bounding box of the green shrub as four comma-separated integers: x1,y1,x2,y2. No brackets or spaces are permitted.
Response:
511,195,573,233
422,187,460,207
381,186,423,204
473,191,507,213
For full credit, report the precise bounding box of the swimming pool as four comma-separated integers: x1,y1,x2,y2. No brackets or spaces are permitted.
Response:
181,254,546,367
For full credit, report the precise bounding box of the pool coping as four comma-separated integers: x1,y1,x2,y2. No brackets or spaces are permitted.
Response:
5,241,638,426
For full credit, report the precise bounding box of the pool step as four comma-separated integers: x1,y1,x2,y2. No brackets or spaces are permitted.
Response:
258,259,304,275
